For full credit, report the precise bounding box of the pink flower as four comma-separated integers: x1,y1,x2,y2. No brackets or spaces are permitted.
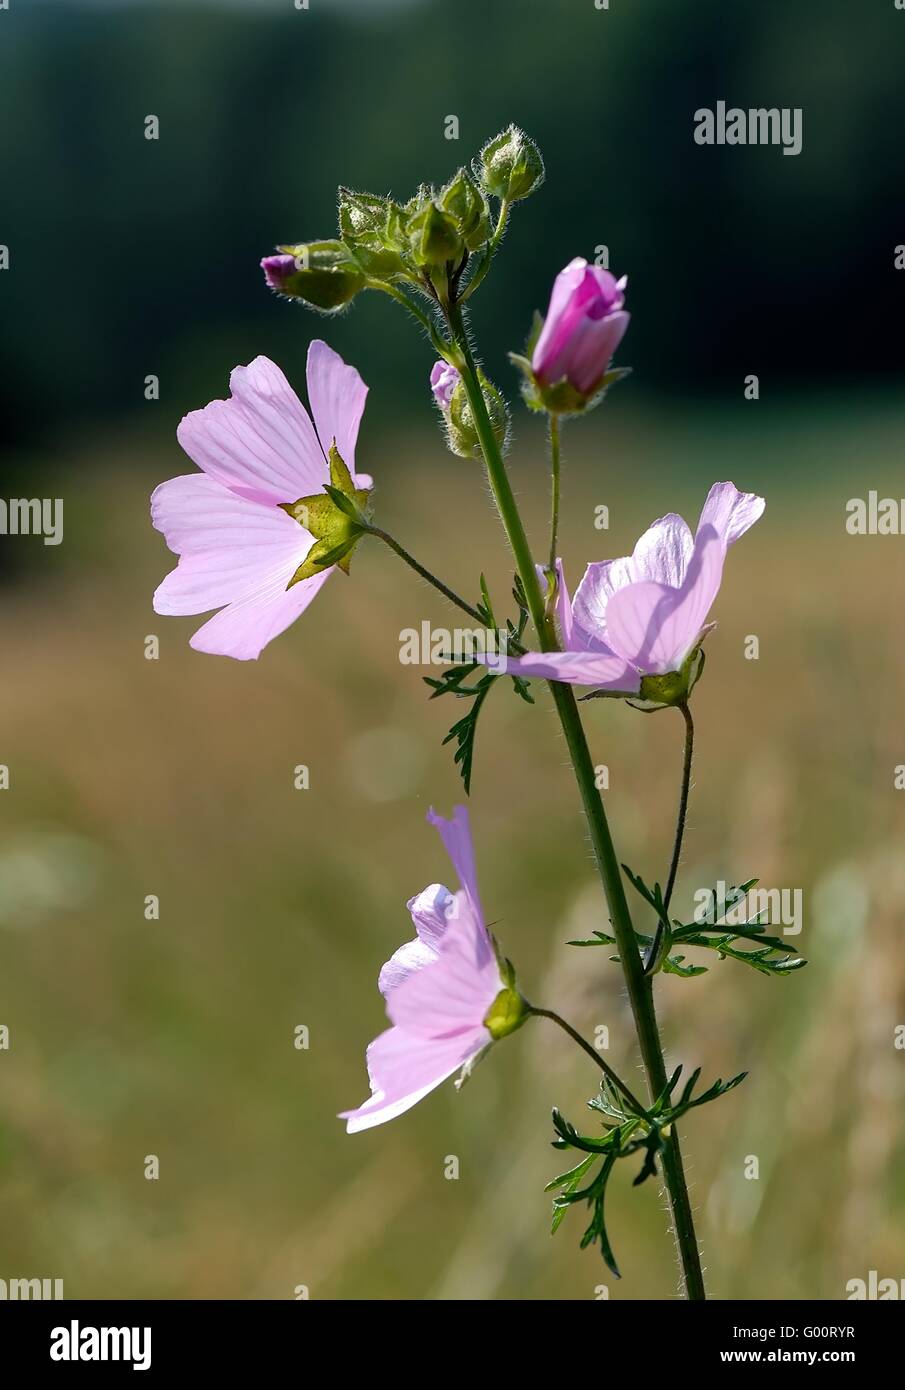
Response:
340,806,519,1133
532,257,629,396
151,341,371,660
499,482,765,692
430,359,460,411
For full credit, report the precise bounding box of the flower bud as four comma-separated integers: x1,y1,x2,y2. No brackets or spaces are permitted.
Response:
444,371,510,460
532,258,629,396
337,189,409,281
439,169,491,252
476,125,544,203
407,200,464,269
261,240,365,313
430,360,460,411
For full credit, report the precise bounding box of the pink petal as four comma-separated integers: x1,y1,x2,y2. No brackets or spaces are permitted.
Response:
340,1023,489,1133
387,912,500,1038
176,356,327,504
151,473,311,616
377,884,455,997
697,481,765,546
571,556,636,645
502,648,640,691
188,566,332,661
406,883,456,952
426,806,488,932
631,513,694,588
604,524,725,674
306,339,369,479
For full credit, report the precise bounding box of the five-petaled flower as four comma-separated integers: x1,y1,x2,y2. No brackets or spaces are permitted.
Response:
498,482,764,701
340,806,524,1133
151,342,372,660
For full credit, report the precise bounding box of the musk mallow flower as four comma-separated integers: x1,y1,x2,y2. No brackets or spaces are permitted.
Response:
497,482,765,704
340,806,525,1133
151,341,372,661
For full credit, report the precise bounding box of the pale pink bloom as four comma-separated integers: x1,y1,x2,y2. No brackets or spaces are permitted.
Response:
151,342,370,660
532,257,629,395
501,482,765,690
340,806,506,1134
430,360,460,410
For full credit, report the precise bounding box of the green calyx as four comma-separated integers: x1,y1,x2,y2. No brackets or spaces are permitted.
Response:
632,648,706,712
484,985,528,1041
476,124,544,203
281,445,371,585
274,240,366,312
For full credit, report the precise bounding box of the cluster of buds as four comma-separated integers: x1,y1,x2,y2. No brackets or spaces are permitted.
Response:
261,124,544,314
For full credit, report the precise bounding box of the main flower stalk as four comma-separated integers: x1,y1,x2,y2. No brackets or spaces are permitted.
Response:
446,301,706,1300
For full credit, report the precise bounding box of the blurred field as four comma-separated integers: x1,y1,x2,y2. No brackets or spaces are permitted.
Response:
1,385,904,1300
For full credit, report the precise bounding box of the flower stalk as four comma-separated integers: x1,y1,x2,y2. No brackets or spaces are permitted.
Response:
446,298,707,1300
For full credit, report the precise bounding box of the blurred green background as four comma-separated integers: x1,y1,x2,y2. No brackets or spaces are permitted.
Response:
1,0,903,1300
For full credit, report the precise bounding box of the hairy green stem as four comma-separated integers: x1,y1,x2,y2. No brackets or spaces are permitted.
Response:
548,413,561,573
446,300,706,1300
367,527,487,627
528,1006,645,1115
664,703,694,913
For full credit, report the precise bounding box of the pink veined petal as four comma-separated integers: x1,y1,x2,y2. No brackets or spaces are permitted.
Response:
605,525,725,674
340,1023,489,1133
630,512,695,588
571,556,637,646
306,339,369,479
566,309,630,395
426,806,488,935
500,648,640,691
554,559,573,647
151,473,312,616
696,481,765,547
377,884,455,998
176,356,328,504
406,883,456,952
532,259,592,379
188,565,332,661
386,922,501,1038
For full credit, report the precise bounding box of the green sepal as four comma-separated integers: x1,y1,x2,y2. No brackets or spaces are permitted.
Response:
281,444,371,586
407,200,464,268
271,240,366,313
439,168,491,252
